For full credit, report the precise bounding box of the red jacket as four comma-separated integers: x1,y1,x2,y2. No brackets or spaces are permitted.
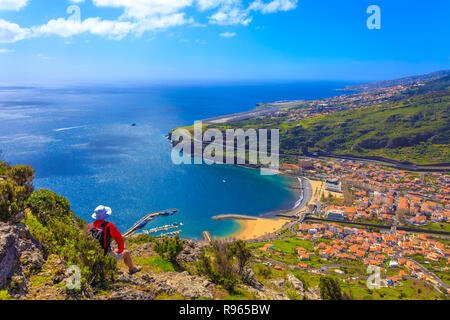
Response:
88,220,124,253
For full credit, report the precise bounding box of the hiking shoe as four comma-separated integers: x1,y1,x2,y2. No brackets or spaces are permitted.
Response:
129,266,142,275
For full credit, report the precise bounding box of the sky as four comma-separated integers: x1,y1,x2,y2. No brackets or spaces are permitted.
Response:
0,0,449,84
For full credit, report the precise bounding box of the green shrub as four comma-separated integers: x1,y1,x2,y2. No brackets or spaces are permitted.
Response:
25,189,117,288
254,264,272,279
0,290,13,300
127,234,156,245
28,188,71,225
196,239,252,292
0,162,34,222
319,276,343,300
153,234,184,264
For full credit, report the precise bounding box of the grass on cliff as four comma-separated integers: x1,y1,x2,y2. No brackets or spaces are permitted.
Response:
341,279,442,300
133,256,175,273
0,290,13,300
24,189,118,289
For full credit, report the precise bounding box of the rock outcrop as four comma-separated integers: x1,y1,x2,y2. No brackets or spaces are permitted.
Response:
1,224,322,301
108,287,155,300
102,270,216,300
142,271,215,300
286,274,305,296
177,240,205,263
0,222,44,296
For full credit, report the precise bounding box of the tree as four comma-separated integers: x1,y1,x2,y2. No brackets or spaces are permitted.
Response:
196,239,246,292
153,234,184,264
229,240,251,277
319,276,343,300
28,189,72,225
0,162,34,222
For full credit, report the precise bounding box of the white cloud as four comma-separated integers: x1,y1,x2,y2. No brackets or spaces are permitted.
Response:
208,0,297,26
30,13,192,40
219,31,236,37
249,0,297,14
0,19,30,43
209,6,252,26
0,48,14,53
197,0,238,11
0,0,28,11
93,0,194,19
133,13,193,34
0,0,298,43
31,17,134,40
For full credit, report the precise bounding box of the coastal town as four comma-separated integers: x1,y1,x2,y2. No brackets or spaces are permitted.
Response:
208,72,450,300
233,157,450,299
267,83,416,123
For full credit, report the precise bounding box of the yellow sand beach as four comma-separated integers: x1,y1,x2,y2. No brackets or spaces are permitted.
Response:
227,178,334,241
308,179,324,205
231,218,289,240
308,178,342,202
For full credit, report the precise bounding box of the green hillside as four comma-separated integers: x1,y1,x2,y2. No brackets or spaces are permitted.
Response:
285,77,450,164
211,76,450,164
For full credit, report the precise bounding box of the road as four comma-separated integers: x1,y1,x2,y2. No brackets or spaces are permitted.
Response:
403,257,449,291
202,106,284,124
301,217,450,236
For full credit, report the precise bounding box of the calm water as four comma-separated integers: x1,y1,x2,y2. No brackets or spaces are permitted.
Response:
0,80,349,239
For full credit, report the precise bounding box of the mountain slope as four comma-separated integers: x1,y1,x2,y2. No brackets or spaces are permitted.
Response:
205,75,450,165
281,76,450,164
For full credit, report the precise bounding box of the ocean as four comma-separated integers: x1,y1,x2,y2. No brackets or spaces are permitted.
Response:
0,80,350,239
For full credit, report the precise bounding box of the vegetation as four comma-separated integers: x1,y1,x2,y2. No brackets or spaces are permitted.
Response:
0,161,34,222
153,234,184,267
133,256,176,273
25,189,118,289
229,240,252,280
196,239,252,292
319,276,344,300
127,234,156,245
203,75,450,164
0,159,120,294
0,290,13,300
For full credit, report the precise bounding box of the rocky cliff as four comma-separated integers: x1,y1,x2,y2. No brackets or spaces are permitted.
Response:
0,225,319,300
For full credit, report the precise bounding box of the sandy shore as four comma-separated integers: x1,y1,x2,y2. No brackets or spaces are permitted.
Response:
308,179,324,205
226,177,308,240
308,178,342,201
229,218,289,240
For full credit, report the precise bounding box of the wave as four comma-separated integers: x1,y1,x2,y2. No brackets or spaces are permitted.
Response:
53,126,85,132
292,177,304,210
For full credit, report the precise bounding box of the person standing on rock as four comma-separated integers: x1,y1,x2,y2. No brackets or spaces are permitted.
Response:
88,205,142,275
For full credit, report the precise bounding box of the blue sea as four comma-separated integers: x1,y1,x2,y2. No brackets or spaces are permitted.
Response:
0,80,350,239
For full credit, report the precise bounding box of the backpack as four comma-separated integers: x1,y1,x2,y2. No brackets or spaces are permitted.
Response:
89,221,112,256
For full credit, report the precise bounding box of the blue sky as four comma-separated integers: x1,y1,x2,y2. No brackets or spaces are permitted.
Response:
0,0,449,84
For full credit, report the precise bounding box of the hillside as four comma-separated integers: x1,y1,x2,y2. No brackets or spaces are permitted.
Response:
0,160,322,301
207,75,450,165
1,159,447,301
283,78,450,164
339,70,450,93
